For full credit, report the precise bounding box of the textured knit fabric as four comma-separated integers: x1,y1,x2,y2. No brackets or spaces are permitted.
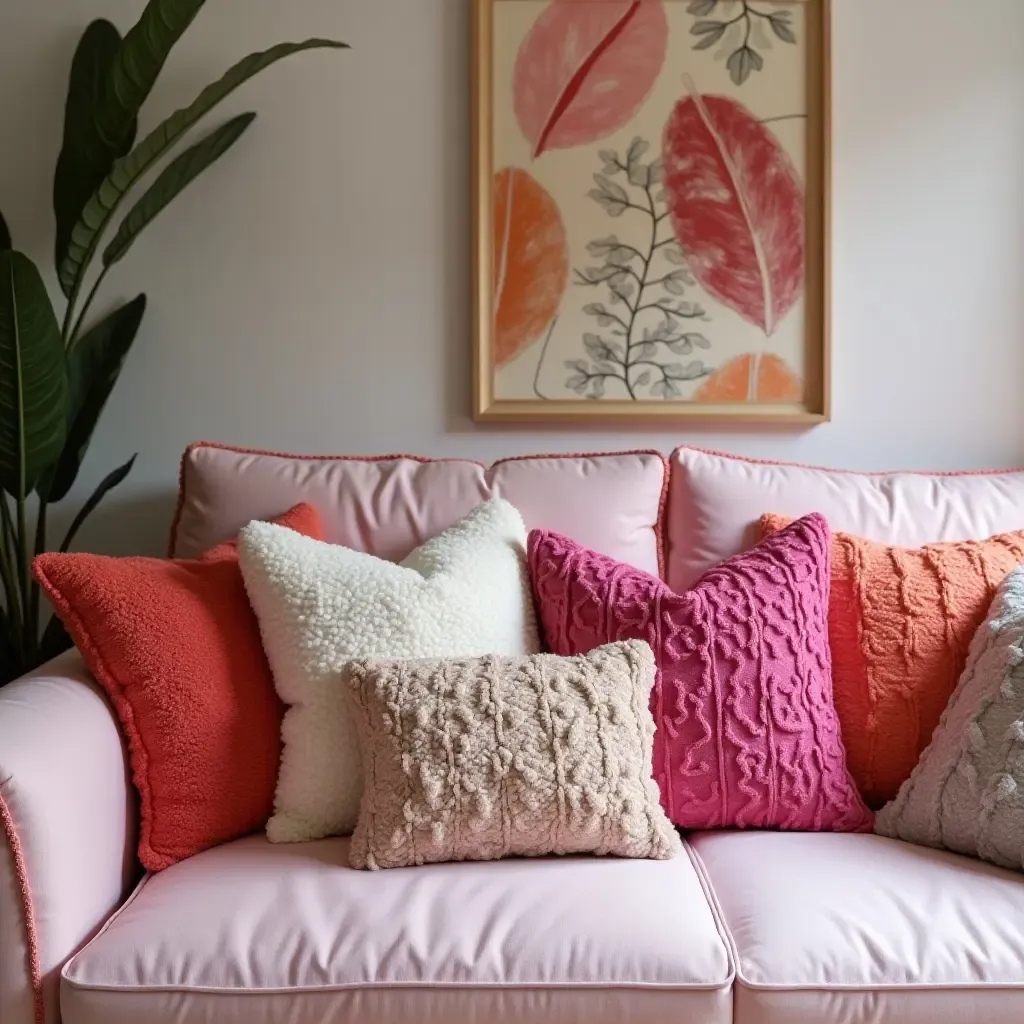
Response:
32,504,324,871
238,499,540,844
876,567,1024,871
761,514,1024,806
344,641,681,869
529,515,872,833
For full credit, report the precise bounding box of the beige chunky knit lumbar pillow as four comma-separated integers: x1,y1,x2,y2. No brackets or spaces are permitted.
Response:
344,640,681,870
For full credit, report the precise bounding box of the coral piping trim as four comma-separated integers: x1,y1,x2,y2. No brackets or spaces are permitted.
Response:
170,442,670,578
671,445,1024,478
0,790,43,1024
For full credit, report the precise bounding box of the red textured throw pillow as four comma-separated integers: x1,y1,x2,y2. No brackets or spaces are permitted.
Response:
33,503,323,871
529,516,872,833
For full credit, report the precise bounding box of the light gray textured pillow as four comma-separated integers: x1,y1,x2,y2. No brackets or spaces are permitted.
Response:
344,640,681,870
876,566,1024,871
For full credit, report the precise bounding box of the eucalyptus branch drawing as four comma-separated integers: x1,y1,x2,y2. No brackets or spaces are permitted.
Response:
688,0,797,85
565,138,713,401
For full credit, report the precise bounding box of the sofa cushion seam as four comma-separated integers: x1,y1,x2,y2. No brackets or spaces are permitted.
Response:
683,836,737,991
734,978,1024,992
61,870,152,987
60,979,732,994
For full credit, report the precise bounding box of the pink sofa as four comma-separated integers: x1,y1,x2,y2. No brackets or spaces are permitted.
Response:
3,443,1024,1024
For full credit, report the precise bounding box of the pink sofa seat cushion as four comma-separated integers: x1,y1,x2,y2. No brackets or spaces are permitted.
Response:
667,446,1024,590
690,831,1024,1024
171,443,668,576
61,835,732,1024
529,516,872,834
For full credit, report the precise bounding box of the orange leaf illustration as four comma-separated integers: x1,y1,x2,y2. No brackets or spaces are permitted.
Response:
695,353,803,403
493,167,569,369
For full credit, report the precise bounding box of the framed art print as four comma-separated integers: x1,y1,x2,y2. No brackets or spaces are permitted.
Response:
473,0,830,423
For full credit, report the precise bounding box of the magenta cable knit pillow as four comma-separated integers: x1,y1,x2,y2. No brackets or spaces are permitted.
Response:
528,514,872,833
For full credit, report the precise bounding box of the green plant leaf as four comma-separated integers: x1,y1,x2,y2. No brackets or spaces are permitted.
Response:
0,606,27,686
103,114,255,267
53,19,127,279
58,453,136,553
54,4,210,280
59,38,348,300
0,252,68,497
38,295,146,503
38,613,73,665
0,210,10,252
93,0,206,154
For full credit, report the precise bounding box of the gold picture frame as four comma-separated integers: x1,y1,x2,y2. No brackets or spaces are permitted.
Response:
473,0,831,423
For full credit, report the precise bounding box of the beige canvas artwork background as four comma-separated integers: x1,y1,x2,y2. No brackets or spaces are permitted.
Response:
475,0,829,422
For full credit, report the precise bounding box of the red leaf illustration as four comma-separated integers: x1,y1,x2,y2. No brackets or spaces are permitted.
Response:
663,78,804,335
514,0,668,159
493,167,569,369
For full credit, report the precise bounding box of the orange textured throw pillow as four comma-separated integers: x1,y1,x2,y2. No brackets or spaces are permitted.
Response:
33,503,323,871
760,514,1024,806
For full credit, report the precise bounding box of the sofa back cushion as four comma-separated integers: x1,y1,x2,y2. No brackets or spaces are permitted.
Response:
667,447,1024,590
172,444,667,576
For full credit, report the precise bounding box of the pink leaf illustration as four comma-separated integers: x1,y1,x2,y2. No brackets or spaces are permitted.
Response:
493,167,569,368
662,77,804,335
514,0,668,159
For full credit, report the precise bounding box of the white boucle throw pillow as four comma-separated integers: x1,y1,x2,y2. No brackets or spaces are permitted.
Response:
238,499,540,842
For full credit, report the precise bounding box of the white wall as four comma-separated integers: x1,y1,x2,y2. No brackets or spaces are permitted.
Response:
2,0,1024,555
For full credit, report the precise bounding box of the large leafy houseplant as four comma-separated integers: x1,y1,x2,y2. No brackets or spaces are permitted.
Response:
0,1,346,684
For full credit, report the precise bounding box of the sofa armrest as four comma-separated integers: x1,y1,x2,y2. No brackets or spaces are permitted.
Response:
0,651,136,1024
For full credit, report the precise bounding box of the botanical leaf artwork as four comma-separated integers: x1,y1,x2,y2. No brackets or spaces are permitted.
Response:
564,139,713,400
488,0,814,411
493,168,569,368
662,77,804,335
688,1,798,86
514,0,668,158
